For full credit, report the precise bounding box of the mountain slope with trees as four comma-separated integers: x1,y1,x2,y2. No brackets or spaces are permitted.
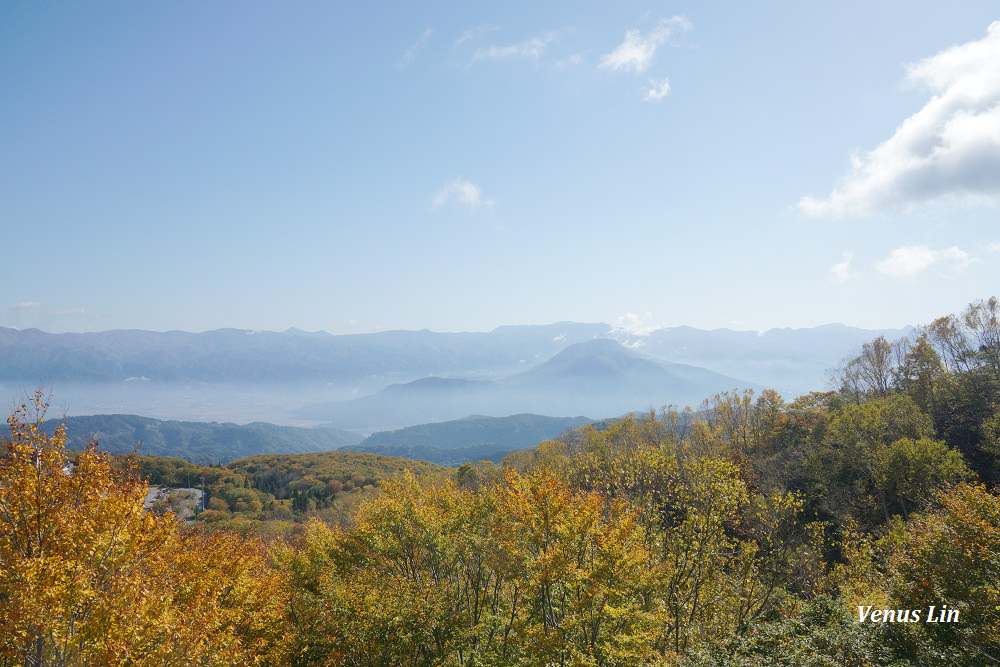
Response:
342,413,594,465
37,414,363,464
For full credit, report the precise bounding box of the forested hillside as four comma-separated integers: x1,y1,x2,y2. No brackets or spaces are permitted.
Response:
120,449,449,534
3,298,1000,665
38,414,363,464
343,413,593,465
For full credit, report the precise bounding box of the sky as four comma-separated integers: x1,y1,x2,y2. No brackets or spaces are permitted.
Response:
2,1,999,336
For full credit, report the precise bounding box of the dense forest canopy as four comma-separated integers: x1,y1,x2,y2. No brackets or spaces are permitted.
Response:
2,298,1000,665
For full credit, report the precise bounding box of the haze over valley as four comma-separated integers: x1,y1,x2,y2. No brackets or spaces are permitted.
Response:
3,318,912,463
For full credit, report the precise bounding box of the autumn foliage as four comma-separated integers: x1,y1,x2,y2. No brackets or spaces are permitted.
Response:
3,297,1000,665
0,394,285,666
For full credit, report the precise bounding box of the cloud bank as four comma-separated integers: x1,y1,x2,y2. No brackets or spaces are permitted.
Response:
801,22,1000,217
5,302,92,331
8,302,41,311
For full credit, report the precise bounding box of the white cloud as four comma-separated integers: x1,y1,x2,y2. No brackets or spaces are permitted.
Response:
830,251,856,283
645,77,671,101
472,34,553,62
610,312,662,338
876,246,937,278
397,28,432,69
554,53,583,69
875,245,974,279
986,242,1000,252
599,16,692,73
9,302,40,311
800,22,1000,217
430,178,495,214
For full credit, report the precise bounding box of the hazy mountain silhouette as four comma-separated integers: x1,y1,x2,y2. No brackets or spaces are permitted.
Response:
0,323,609,383
1,321,909,426
614,323,912,395
298,339,756,430
505,338,738,393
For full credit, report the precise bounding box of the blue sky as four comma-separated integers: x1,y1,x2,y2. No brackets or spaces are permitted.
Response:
2,2,998,335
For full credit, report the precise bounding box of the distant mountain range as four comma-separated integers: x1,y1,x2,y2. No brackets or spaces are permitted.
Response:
0,323,608,383
295,339,758,429
0,321,906,392
2,320,916,466
0,321,909,428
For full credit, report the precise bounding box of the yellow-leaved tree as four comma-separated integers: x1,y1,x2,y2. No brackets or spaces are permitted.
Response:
0,393,286,666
